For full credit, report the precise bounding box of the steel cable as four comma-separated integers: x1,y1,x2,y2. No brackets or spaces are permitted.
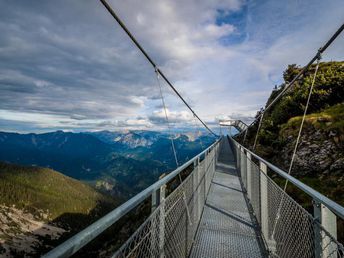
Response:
99,0,217,137
240,22,344,135
271,56,321,240
154,69,192,226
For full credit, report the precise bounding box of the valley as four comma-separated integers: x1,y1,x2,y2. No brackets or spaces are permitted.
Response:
0,130,215,256
0,130,215,199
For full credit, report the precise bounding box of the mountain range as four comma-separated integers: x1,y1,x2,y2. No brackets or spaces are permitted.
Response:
0,130,216,198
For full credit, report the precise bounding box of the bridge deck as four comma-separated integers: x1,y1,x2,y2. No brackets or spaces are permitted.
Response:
190,137,266,258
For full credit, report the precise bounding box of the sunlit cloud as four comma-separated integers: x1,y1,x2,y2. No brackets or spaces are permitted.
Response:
0,0,343,132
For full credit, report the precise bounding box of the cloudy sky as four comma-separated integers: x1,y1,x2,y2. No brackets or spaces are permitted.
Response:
0,0,343,133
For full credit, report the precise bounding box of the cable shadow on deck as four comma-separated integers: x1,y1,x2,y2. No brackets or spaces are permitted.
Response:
204,203,257,229
215,164,238,176
211,181,244,193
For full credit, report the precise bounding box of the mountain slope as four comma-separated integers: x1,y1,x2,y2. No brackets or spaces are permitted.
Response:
0,130,215,199
235,61,344,241
0,162,117,257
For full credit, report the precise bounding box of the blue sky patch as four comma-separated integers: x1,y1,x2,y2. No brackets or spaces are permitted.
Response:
215,6,248,45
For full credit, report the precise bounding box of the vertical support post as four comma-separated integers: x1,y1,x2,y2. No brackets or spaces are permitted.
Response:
203,152,207,203
204,150,207,196
213,147,216,175
197,157,203,218
246,152,252,199
151,188,160,213
236,143,240,169
206,150,209,194
243,130,248,144
260,161,269,241
151,188,160,257
184,191,189,257
158,184,166,258
313,200,321,258
321,204,337,258
259,161,276,254
193,159,198,221
240,147,247,189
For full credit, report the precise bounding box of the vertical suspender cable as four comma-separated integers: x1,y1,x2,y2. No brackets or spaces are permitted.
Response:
155,68,179,168
245,23,344,131
271,56,321,239
253,112,264,150
155,69,192,225
192,115,205,151
284,56,321,189
99,0,217,137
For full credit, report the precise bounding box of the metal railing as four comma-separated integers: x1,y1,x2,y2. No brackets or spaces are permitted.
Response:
43,139,221,258
229,136,344,258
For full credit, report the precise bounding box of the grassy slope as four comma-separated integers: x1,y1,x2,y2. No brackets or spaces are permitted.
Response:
281,103,344,135
0,162,116,220
279,103,344,206
235,61,344,242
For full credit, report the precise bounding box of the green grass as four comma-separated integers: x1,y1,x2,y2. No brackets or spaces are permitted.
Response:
281,102,344,136
0,162,116,220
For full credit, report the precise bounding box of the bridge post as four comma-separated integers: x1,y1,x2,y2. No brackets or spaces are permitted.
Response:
321,204,337,258
313,200,321,258
313,201,337,258
193,159,198,222
151,188,160,213
240,147,247,190
205,149,208,194
158,184,166,258
236,143,240,170
197,157,203,219
151,188,159,256
151,183,166,257
246,152,252,199
203,151,207,202
260,161,269,242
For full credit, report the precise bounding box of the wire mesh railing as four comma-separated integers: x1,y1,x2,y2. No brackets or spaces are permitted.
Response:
43,139,220,258
44,135,344,258
230,137,344,258
113,140,218,258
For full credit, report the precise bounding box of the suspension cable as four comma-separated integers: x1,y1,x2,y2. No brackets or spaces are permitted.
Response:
252,111,264,150
271,56,321,239
99,0,217,137
192,114,205,150
284,56,321,189
155,69,179,168
155,69,193,225
247,22,344,130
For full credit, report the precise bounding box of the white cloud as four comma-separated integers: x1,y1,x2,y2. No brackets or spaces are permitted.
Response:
0,0,343,132
149,108,193,125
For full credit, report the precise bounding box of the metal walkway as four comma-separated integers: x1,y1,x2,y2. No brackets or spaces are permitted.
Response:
190,137,266,258
44,137,344,258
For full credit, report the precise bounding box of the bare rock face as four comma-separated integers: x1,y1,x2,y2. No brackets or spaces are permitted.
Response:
279,128,344,177
0,205,66,257
330,158,344,173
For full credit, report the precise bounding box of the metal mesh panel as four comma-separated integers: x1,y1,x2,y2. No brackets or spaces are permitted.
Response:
113,146,217,258
112,138,343,258
236,146,344,258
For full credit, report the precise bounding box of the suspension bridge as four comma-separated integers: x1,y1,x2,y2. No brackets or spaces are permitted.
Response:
42,1,344,257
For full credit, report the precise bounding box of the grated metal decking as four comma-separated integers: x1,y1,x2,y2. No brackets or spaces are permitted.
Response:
190,137,266,258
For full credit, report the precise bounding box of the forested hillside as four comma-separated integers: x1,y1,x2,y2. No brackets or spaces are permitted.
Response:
235,61,344,241
0,162,118,257
237,61,344,204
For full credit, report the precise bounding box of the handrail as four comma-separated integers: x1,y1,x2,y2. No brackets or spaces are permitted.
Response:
43,138,221,258
230,137,344,220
